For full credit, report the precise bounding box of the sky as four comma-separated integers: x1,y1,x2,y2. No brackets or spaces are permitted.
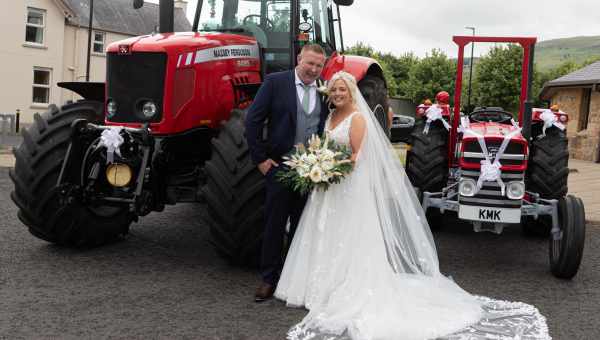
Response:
156,0,600,58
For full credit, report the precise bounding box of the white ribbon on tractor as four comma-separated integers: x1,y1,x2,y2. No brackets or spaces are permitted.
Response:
98,126,124,164
459,117,522,196
539,109,565,136
423,105,451,134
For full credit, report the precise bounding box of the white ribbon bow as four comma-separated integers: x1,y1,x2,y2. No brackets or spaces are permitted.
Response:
423,105,450,134
459,117,522,196
539,109,565,136
98,127,124,164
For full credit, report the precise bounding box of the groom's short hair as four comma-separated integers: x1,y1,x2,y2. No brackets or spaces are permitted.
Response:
300,44,326,57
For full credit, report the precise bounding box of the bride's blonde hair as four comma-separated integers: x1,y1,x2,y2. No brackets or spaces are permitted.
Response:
326,71,359,107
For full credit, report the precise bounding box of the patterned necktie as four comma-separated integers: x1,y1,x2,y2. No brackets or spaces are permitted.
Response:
301,83,311,113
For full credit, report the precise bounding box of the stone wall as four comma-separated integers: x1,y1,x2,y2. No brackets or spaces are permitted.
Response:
552,88,600,162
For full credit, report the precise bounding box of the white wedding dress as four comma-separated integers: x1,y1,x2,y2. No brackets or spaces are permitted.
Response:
274,81,551,340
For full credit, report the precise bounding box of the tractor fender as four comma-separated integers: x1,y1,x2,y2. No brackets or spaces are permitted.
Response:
58,82,105,102
322,53,387,87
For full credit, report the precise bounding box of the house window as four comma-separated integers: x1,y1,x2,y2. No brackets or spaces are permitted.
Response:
25,8,45,44
32,67,51,104
579,88,591,131
93,31,105,53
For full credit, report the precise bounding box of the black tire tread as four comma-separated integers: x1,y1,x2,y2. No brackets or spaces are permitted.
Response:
10,101,132,247
202,111,265,266
550,195,585,279
527,128,569,198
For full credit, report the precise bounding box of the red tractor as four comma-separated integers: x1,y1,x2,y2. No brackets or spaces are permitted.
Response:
406,36,585,279
9,0,390,265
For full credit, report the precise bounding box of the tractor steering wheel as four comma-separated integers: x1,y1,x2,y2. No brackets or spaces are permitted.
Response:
242,15,274,30
468,109,514,124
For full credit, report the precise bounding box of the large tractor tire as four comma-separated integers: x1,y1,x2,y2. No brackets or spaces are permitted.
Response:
550,195,585,279
358,74,390,134
405,120,449,229
405,120,449,193
523,127,569,237
10,101,133,247
202,110,265,267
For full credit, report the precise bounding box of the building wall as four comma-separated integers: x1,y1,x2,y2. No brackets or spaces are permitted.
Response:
552,88,600,162
0,0,66,124
61,26,130,104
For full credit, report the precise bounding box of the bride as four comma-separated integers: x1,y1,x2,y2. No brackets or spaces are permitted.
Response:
274,71,550,340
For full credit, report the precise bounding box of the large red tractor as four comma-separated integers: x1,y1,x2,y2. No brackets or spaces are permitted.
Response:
9,0,390,265
406,36,585,279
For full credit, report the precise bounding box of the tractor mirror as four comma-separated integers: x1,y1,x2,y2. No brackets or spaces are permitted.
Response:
133,0,144,9
333,0,354,6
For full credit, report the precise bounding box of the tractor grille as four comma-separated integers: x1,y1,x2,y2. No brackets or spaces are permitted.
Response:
459,169,523,208
462,140,526,166
106,52,167,123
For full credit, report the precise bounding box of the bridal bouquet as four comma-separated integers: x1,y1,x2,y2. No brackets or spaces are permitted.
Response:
277,134,353,195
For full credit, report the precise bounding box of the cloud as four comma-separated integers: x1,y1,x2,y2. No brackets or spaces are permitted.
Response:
177,0,600,57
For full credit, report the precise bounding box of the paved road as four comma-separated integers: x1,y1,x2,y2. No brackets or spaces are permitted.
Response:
0,167,599,340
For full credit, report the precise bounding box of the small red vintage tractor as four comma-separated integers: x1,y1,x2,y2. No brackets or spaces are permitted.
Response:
406,36,585,279
9,0,390,265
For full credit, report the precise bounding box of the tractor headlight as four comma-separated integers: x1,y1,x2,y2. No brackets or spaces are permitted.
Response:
506,181,525,200
141,101,158,118
106,99,117,118
459,178,478,197
106,163,133,187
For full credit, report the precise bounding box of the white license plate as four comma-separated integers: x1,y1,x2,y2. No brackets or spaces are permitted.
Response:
458,205,521,223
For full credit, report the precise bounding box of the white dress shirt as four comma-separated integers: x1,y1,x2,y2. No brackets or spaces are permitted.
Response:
294,69,317,113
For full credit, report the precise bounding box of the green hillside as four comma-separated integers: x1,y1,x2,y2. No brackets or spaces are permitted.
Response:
536,36,600,71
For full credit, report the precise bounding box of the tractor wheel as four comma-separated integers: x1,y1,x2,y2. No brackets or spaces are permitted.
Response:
549,195,586,279
524,127,569,236
202,110,265,267
358,74,389,134
9,101,133,247
405,120,449,193
527,127,569,198
406,121,448,230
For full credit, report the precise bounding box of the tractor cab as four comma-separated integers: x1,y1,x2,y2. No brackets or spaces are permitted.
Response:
193,0,351,74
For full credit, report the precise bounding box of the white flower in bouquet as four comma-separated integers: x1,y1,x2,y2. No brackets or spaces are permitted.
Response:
307,134,322,153
297,164,310,178
321,158,334,171
306,153,318,165
309,165,323,183
277,133,353,195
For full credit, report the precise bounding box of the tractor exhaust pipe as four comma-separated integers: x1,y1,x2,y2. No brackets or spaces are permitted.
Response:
159,0,174,33
522,44,536,141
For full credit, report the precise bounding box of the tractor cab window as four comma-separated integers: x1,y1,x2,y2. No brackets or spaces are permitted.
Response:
197,0,336,74
198,0,292,73
298,0,335,54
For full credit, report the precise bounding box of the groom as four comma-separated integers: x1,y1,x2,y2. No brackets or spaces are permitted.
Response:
245,44,329,302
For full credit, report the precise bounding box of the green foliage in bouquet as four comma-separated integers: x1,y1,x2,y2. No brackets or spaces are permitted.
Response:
277,134,353,195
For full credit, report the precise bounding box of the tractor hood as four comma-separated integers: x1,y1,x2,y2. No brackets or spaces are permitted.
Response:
465,122,526,143
106,31,258,56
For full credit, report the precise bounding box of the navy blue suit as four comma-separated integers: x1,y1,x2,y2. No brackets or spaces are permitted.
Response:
245,70,329,285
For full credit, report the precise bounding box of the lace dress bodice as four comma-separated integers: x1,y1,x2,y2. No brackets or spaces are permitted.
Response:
325,112,359,147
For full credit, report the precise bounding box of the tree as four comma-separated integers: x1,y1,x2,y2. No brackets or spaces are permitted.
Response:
401,49,456,105
472,44,523,113
346,42,399,96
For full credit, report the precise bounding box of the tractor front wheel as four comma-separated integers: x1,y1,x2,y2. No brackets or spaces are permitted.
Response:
9,101,133,246
202,110,265,267
549,195,586,279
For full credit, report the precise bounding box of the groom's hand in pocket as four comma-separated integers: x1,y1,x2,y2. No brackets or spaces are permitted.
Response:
258,159,279,175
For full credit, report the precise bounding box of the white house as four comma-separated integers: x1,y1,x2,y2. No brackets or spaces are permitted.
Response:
0,0,190,124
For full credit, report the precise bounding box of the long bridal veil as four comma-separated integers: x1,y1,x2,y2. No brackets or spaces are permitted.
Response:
282,71,550,340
